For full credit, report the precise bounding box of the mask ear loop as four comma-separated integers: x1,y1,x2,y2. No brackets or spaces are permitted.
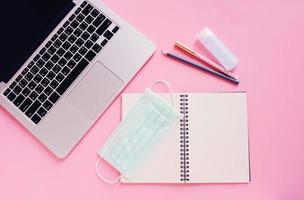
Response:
149,80,175,106
95,157,122,184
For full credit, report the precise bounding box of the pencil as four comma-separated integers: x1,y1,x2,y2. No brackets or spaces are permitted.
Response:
175,41,238,80
162,51,239,85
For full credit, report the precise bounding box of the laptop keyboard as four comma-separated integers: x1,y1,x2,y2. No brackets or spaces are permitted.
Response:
2,1,119,124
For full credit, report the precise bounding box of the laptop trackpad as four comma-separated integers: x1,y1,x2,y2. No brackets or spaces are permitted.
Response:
67,61,124,120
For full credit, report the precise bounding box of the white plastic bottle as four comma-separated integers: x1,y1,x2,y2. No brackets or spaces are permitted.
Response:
197,27,239,71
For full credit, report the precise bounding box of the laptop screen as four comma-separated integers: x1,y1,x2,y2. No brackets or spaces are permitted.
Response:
0,0,74,83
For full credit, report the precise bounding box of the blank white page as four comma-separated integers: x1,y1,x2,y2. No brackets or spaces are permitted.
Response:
187,93,250,183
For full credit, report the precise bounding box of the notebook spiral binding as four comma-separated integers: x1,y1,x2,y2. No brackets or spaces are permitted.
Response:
180,94,189,182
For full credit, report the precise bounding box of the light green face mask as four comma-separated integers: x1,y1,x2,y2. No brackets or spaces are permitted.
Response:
96,81,180,184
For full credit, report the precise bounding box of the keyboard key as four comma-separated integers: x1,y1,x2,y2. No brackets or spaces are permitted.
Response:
22,88,31,97
48,46,57,55
74,28,82,37
91,9,99,17
112,26,119,33
7,92,16,101
70,20,79,29
57,47,65,57
27,61,35,68
42,52,51,61
39,47,47,55
3,89,10,96
55,73,65,82
52,65,61,74
85,50,96,61
37,107,47,117
13,94,25,107
57,27,64,35
64,51,73,60
85,15,94,24
63,20,70,28
92,14,105,27
16,75,22,82
84,40,94,49
76,13,85,22
31,114,41,124
41,78,50,87
38,93,47,102
90,33,99,42
65,26,74,35
45,61,54,70
54,39,62,48
51,34,58,41
33,73,43,83
25,73,34,81
70,45,79,53
81,31,90,40
87,25,96,34
62,41,72,50
45,41,52,48
44,86,53,96
59,33,68,42
68,35,77,43
36,59,45,67
103,30,113,40
67,60,76,69
21,68,29,75
49,92,60,104
30,66,40,74
69,14,76,21
46,71,56,80
82,4,93,15
73,53,82,62
33,54,40,62
20,98,33,112
79,22,88,30
75,38,85,47
19,79,28,88
80,1,87,8
35,84,44,94
59,58,68,67
50,80,59,89
92,44,102,53
25,100,41,117
56,59,89,95
29,91,38,101
9,81,17,89
28,81,37,90
79,47,88,55
51,54,60,63
62,67,71,75
13,85,22,94
43,100,53,110
75,7,82,15
96,19,112,35
39,68,48,76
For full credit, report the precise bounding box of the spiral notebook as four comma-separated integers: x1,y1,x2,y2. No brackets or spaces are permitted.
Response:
121,92,250,183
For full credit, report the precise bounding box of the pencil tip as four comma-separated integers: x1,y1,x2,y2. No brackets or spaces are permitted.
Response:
161,50,167,55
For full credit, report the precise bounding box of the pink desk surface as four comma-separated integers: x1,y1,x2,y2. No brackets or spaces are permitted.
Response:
1,0,304,199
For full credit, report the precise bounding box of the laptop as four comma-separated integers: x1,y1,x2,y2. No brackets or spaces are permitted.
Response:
0,0,155,158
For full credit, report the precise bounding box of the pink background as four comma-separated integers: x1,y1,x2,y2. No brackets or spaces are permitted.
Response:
1,0,304,199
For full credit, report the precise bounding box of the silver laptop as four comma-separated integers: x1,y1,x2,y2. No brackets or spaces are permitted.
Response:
0,0,155,158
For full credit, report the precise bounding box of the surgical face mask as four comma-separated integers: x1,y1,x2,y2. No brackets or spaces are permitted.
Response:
96,80,180,184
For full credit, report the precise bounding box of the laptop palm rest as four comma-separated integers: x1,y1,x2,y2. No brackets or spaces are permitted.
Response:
67,61,123,120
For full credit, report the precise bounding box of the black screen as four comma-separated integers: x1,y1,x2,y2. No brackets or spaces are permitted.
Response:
0,0,75,83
